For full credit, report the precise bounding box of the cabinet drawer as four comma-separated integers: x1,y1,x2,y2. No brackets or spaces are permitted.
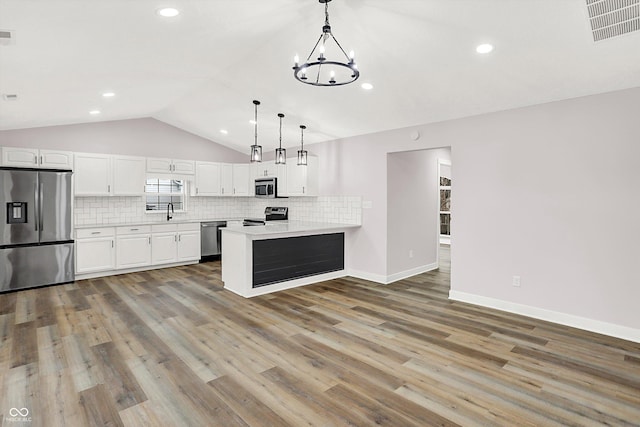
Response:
116,225,152,235
152,223,178,233
178,222,200,232
76,227,115,239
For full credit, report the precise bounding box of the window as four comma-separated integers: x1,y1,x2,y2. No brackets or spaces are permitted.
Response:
145,178,185,212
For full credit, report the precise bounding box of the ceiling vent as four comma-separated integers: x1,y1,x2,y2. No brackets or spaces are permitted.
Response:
0,30,15,46
586,0,640,41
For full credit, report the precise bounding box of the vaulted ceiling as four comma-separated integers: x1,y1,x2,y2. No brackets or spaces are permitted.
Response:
1,0,639,154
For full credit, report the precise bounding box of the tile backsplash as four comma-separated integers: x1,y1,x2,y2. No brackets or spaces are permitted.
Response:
74,195,362,226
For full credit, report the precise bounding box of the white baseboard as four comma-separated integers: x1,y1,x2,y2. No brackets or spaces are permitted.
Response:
349,262,438,285
449,290,640,343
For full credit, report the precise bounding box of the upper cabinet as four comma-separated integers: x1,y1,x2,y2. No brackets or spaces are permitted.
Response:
113,155,146,196
194,161,221,196
2,147,73,169
285,156,318,197
195,162,251,197
146,157,195,175
74,153,112,196
74,153,145,196
232,164,251,196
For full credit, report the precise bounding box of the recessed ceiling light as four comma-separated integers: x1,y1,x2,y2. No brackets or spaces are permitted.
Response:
361,83,373,90
220,129,228,135
157,7,180,17
476,43,494,54
89,110,101,115
102,92,115,98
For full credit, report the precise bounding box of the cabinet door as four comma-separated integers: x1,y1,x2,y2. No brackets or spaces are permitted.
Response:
76,238,115,274
2,147,38,167
221,164,233,196
232,164,250,196
151,233,177,265
177,231,201,261
172,160,195,175
195,161,221,196
113,155,146,196
286,162,306,196
146,157,173,174
116,234,151,269
74,153,112,196
40,150,73,169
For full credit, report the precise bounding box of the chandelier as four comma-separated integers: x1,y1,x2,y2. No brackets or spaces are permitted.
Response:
292,0,359,87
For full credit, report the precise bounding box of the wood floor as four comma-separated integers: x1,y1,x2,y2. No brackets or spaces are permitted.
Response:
1,246,639,426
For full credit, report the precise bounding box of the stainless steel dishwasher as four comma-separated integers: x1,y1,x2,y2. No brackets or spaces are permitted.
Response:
200,221,227,259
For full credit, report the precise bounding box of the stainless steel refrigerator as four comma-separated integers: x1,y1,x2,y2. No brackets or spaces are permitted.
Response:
1,167,74,292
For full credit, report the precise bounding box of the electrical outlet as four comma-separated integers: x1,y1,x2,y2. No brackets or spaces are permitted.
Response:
409,250,414,258
512,275,521,287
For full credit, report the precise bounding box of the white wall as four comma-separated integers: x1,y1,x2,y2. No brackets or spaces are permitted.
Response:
0,118,247,163
309,87,640,339
387,148,451,279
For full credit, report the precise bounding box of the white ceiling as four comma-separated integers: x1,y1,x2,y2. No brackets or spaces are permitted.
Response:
1,0,639,154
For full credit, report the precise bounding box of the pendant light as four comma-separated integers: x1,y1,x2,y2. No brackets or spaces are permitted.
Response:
249,100,262,163
275,113,286,164
297,125,308,166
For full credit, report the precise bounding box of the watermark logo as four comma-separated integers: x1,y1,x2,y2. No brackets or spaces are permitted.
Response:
6,407,32,423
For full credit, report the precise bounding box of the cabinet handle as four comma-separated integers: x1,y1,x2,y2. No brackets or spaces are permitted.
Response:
130,228,139,231
196,188,199,195
174,235,177,242
40,155,43,165
107,185,111,193
222,188,224,195
148,237,151,244
303,186,305,194
91,231,101,235
179,235,181,242
112,240,114,248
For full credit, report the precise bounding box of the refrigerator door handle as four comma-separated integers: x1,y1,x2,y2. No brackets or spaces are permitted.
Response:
34,183,39,231
39,183,44,232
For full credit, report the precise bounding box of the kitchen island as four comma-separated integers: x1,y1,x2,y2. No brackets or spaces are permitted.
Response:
221,221,360,297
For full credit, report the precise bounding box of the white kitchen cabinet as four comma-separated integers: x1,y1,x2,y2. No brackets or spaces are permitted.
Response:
2,147,73,169
233,164,251,196
194,161,221,196
221,164,233,196
75,228,116,274
146,157,195,175
285,155,318,196
177,226,200,261
151,223,200,264
220,163,250,196
74,153,112,196
116,226,152,269
151,232,178,265
252,161,279,178
113,155,146,196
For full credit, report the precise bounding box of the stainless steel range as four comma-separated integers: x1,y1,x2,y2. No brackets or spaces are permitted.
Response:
243,206,288,226
1,167,74,292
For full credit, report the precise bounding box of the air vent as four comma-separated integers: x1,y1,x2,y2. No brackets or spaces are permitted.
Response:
0,29,15,46
586,0,640,41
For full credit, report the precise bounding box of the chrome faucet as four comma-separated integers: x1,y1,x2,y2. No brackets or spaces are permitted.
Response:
167,202,174,221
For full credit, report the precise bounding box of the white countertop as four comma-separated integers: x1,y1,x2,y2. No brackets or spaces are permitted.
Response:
223,220,360,236
74,218,245,229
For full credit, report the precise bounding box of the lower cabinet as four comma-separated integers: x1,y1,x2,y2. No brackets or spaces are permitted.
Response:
116,226,152,269
76,228,116,274
76,223,200,277
151,223,201,265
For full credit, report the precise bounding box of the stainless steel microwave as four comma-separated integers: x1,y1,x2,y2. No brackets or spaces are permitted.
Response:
255,177,278,198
